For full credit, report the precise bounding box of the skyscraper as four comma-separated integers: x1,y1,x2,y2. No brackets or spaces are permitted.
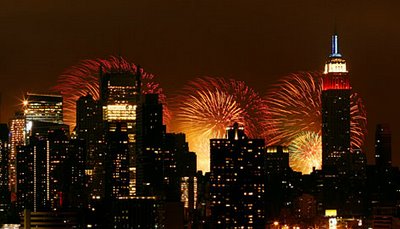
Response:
210,123,265,228
76,94,103,203
23,93,63,124
321,33,351,174
375,124,392,168
100,69,141,135
320,33,367,217
100,66,141,200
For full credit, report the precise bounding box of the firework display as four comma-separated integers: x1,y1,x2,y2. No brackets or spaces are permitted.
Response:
53,61,366,174
288,131,322,174
265,72,367,174
52,56,170,128
171,77,269,172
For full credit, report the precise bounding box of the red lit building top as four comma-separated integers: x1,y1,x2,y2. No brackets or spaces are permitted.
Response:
322,34,351,91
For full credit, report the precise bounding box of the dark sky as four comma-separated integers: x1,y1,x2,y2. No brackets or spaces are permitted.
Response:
1,0,399,165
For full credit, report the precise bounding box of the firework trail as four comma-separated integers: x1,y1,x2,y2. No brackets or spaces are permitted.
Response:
288,131,322,174
171,77,269,172
265,72,367,173
52,56,170,129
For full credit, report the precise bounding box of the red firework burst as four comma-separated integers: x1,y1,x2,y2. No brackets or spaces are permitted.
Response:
52,56,170,129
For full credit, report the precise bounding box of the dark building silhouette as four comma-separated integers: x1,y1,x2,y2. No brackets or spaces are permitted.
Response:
104,123,130,200
76,94,103,144
210,123,265,228
65,138,86,210
76,94,104,208
0,124,10,214
137,94,197,228
16,123,75,212
265,146,301,222
111,197,161,228
136,94,166,197
364,125,399,216
265,146,291,176
321,33,351,174
375,124,392,168
319,33,368,217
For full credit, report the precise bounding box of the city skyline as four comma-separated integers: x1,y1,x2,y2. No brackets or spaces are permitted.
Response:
1,0,399,167
1,2,400,228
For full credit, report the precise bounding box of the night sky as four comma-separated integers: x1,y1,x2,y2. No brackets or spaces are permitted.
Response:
1,0,399,165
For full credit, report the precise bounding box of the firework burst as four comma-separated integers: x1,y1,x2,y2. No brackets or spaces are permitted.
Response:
52,56,170,129
288,131,322,174
171,77,269,172
265,72,367,173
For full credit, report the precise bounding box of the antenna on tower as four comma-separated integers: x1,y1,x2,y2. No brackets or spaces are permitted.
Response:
330,23,342,58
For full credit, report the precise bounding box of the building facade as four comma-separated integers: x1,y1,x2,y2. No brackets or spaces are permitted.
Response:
375,124,392,168
210,123,265,228
321,33,351,174
23,93,63,124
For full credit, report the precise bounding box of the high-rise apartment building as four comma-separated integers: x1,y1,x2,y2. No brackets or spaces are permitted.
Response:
210,123,265,228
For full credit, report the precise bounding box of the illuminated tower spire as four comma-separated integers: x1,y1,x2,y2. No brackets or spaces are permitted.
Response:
323,32,350,90
330,33,342,58
321,32,351,173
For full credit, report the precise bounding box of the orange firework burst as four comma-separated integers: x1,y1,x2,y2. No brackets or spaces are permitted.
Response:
288,131,322,174
171,77,269,172
265,72,367,173
52,56,170,129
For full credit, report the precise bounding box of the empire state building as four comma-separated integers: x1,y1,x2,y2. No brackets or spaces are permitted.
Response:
321,33,351,174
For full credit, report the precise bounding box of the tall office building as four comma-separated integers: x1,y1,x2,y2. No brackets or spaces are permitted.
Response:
210,123,265,228
321,33,351,174
320,33,368,217
11,93,63,196
16,123,78,212
104,123,130,199
100,69,141,132
76,94,104,202
23,93,63,124
76,94,103,143
100,66,141,199
136,94,166,196
375,124,392,168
